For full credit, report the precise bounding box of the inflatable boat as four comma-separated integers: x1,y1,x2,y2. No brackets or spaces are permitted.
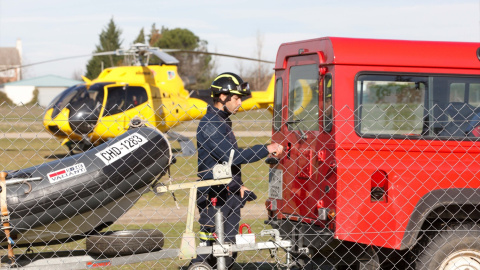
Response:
1,126,172,247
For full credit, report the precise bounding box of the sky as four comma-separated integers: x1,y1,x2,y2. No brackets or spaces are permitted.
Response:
1,0,480,81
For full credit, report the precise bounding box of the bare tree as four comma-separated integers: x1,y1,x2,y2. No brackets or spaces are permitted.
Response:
19,55,32,79
241,31,273,91
71,68,84,81
235,61,246,79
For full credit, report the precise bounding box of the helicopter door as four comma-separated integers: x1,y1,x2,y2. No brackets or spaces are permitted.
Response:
99,84,129,137
97,84,150,137
122,85,150,127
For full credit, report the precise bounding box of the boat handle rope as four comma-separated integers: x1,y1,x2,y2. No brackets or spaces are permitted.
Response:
0,172,16,265
5,177,43,194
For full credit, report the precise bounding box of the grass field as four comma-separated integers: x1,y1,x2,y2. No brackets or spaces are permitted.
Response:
0,104,274,134
0,105,281,269
0,105,45,133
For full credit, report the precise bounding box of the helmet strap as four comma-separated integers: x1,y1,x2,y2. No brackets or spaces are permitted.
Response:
220,94,233,115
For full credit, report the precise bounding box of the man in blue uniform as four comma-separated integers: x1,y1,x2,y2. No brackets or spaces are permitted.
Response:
190,72,283,269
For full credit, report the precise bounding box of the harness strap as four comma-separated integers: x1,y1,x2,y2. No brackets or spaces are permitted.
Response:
0,172,15,264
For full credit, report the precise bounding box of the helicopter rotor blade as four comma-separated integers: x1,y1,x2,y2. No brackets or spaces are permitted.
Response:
147,48,180,65
161,49,275,64
0,44,274,73
0,51,118,73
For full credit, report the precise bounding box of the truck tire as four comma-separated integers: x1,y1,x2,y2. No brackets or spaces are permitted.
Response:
415,223,480,270
187,262,213,270
86,229,164,256
358,255,380,270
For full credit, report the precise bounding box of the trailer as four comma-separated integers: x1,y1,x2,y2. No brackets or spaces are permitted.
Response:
0,230,291,269
0,151,293,270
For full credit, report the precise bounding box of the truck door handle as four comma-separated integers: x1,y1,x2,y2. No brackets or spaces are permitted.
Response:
318,149,327,163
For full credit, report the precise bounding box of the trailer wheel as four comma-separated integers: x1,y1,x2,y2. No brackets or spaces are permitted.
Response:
187,262,213,270
415,223,480,270
86,229,164,256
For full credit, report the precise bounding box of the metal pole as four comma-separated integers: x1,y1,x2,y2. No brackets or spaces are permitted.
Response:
215,206,226,270
178,187,198,260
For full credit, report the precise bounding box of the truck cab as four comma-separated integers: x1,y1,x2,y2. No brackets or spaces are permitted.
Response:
267,37,480,269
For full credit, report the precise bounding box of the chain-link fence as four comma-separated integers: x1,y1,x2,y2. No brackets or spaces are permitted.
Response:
0,105,284,269
1,103,480,270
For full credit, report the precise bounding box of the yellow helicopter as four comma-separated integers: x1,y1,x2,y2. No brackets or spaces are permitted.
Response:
42,43,275,154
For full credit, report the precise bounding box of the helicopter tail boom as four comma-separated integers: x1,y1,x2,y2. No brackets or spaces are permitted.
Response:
238,75,275,113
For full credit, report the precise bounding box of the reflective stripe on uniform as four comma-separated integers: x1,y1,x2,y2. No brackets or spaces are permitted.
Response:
199,231,216,241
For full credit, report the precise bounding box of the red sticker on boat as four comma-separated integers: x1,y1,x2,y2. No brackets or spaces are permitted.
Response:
86,259,111,268
47,163,86,183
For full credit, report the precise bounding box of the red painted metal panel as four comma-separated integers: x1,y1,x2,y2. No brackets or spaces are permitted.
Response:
271,37,480,250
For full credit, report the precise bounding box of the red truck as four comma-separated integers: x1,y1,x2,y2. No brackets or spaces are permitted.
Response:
266,37,480,269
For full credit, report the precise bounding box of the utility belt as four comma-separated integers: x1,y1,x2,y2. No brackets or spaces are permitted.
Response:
199,186,233,208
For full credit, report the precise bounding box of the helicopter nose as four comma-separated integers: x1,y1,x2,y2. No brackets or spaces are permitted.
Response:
69,110,98,135
67,102,101,136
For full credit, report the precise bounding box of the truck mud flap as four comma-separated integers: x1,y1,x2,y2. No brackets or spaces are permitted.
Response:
272,219,333,251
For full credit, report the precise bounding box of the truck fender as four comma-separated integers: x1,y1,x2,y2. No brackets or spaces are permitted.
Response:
401,188,480,249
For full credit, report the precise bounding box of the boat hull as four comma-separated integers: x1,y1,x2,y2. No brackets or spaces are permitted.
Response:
2,127,171,246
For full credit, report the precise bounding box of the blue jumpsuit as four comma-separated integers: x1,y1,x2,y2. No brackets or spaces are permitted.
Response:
191,105,269,268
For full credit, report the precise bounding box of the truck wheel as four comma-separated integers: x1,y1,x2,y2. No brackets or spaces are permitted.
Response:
187,262,213,270
358,256,380,270
415,223,480,270
86,229,164,256
292,252,310,268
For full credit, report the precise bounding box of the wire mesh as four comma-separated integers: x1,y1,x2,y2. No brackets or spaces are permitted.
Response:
0,101,479,270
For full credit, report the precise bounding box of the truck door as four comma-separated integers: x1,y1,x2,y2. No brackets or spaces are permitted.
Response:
278,54,326,219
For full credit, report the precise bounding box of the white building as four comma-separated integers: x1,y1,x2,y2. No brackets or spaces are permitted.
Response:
0,75,83,107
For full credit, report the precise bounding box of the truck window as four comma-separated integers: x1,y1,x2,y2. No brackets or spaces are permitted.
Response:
450,83,466,102
288,64,319,131
356,74,480,139
273,78,283,131
451,82,480,106
469,83,480,106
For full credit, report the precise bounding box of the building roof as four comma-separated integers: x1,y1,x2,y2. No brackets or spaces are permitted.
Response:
2,75,83,87
0,48,21,66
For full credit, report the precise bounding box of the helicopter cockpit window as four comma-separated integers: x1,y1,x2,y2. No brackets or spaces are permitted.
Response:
125,86,148,109
68,85,104,120
89,82,112,92
49,84,84,119
48,85,76,110
104,86,126,116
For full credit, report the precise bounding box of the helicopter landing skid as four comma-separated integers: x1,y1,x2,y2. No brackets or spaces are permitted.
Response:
166,131,196,156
